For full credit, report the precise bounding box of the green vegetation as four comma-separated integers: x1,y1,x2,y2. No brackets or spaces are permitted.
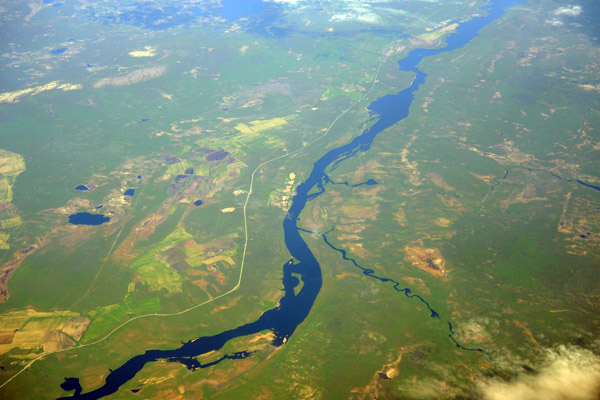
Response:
0,149,25,204
128,228,192,293
0,0,599,399
85,297,161,342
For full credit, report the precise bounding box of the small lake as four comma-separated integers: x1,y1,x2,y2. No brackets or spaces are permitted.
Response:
68,212,109,226
58,0,517,397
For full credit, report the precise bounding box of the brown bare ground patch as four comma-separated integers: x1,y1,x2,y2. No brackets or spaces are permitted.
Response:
305,205,326,231
456,362,476,381
395,208,408,226
470,172,495,184
178,178,203,205
53,198,93,215
262,288,283,304
189,378,221,394
346,242,370,259
339,217,364,225
248,332,275,344
511,320,539,346
80,367,108,390
500,185,547,209
436,193,463,208
58,218,121,249
42,330,75,353
227,358,258,380
113,211,169,261
512,320,527,329
336,272,361,280
337,233,361,241
0,332,13,344
434,217,452,227
330,194,345,205
212,269,226,285
253,387,275,400
202,255,235,266
408,38,429,47
465,141,536,165
210,296,241,314
186,268,205,276
139,361,180,386
361,185,385,199
346,160,384,182
428,174,456,191
61,316,90,341
478,358,513,381
401,277,430,295
148,390,184,400
182,238,201,249
191,279,209,292
0,241,42,302
185,353,260,394
337,224,366,234
404,245,447,278
557,192,571,233
340,204,379,221
459,320,492,343
351,345,419,399
0,256,26,302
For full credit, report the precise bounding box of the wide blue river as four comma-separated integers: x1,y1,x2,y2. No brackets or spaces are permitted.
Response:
59,1,517,397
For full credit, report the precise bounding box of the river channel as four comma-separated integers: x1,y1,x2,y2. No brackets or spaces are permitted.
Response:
59,1,517,397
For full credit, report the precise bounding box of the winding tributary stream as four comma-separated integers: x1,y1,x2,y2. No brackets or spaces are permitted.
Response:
60,1,519,397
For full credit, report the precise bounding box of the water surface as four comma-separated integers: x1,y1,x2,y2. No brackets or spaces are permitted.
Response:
59,1,516,397
68,213,109,226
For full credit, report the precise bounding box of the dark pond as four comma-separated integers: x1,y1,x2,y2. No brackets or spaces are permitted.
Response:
60,378,81,396
68,213,109,226
59,0,516,397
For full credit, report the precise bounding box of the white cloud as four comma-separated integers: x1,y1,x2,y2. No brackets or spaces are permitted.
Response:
546,18,564,26
330,11,381,24
553,5,582,16
479,346,600,400
329,3,383,24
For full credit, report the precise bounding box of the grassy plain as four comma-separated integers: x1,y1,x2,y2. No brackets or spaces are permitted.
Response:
0,0,599,398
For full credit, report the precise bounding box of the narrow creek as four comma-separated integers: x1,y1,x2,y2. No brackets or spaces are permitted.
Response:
59,1,517,397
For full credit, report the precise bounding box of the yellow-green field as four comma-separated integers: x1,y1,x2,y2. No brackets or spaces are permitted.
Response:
234,116,290,135
0,309,87,356
0,149,25,204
